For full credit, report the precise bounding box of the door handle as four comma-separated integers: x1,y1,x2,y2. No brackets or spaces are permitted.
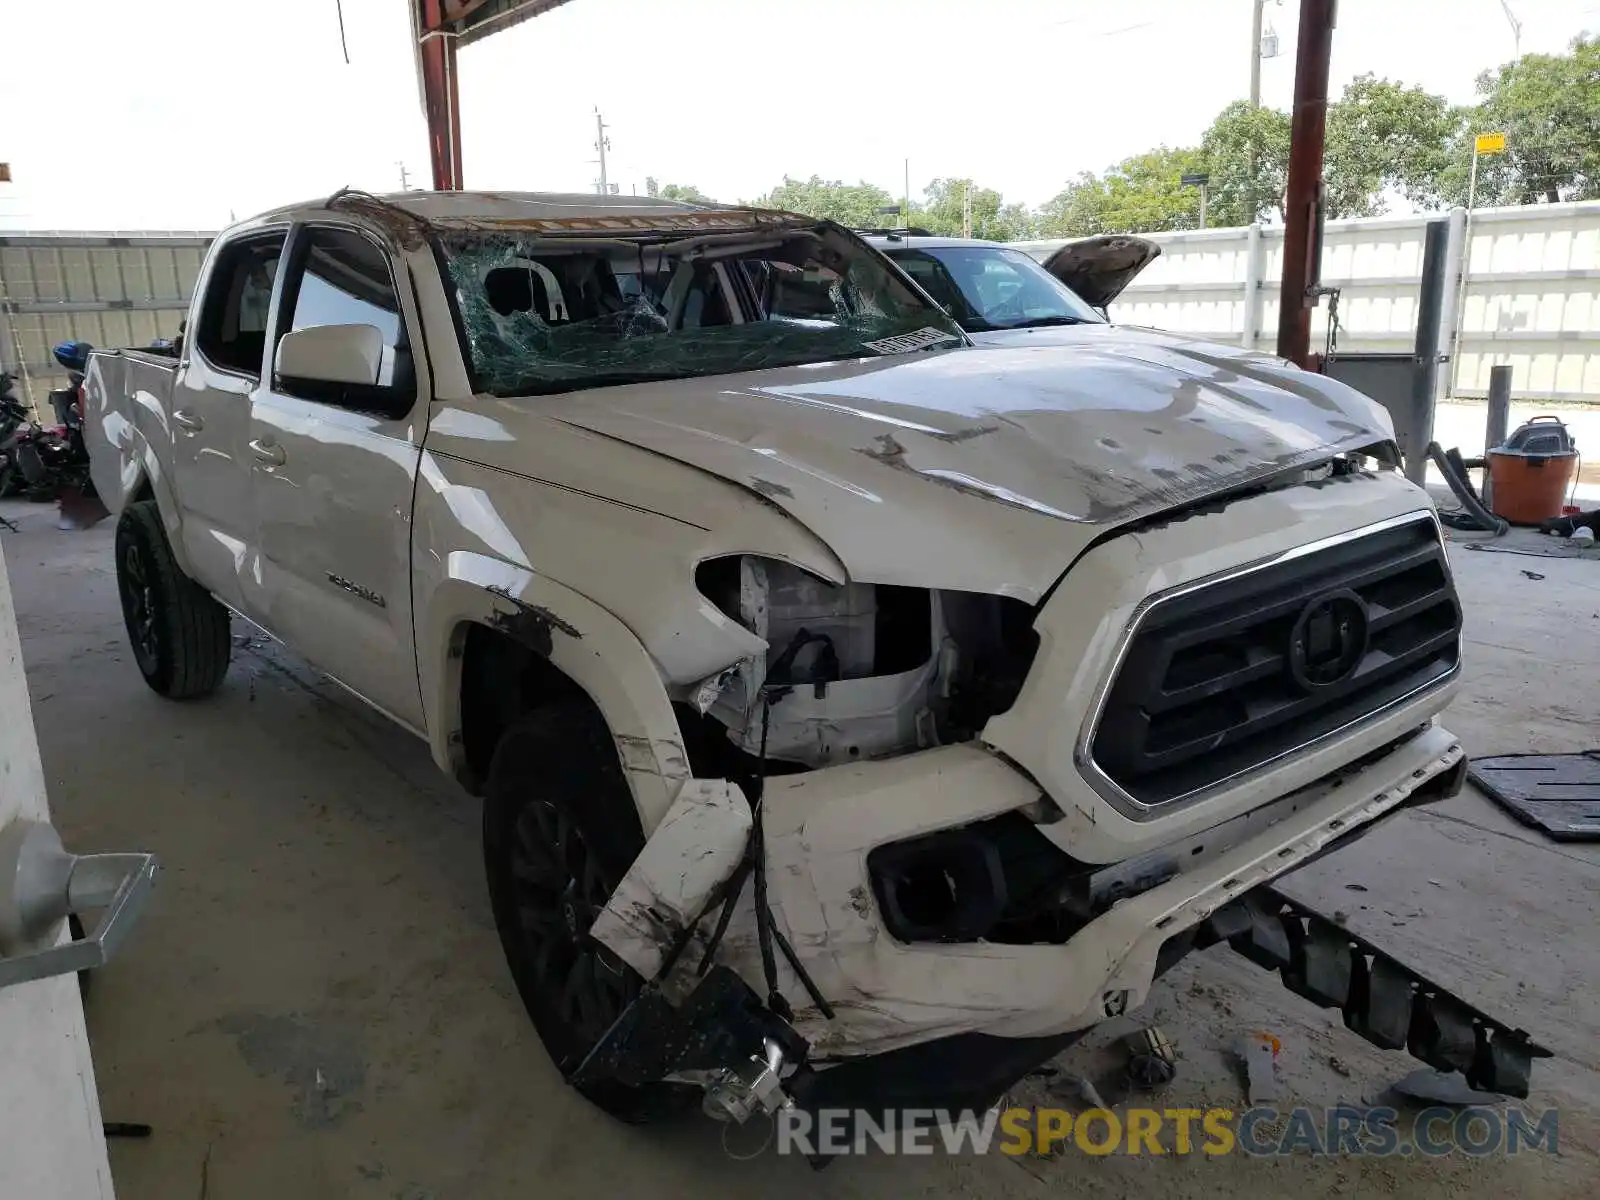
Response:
171,408,204,432
249,438,286,467
0,820,159,992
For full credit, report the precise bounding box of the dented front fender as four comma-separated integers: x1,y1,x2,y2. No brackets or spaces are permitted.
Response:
416,553,691,832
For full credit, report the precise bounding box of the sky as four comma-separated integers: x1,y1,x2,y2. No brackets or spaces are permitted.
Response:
2,0,1598,231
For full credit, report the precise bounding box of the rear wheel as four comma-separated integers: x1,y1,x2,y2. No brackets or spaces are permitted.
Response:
482,704,695,1124
114,501,231,698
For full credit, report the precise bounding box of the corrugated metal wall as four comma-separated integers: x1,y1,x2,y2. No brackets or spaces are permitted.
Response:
1014,200,1600,403
0,232,212,414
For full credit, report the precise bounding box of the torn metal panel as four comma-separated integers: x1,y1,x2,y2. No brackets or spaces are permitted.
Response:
483,583,580,655
1240,884,1551,1098
687,665,741,715
589,778,751,985
323,188,434,251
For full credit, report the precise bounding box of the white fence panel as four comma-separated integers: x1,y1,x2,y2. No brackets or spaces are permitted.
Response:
1015,200,1600,403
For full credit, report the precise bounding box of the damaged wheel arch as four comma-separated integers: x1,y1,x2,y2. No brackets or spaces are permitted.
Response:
420,556,692,832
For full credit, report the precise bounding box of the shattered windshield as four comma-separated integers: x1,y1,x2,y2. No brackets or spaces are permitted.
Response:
437,215,967,396
885,245,1105,333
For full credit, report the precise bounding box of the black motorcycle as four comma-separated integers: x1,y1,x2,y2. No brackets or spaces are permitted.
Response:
0,371,35,499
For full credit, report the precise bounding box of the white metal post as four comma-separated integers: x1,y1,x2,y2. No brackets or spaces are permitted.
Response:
1435,206,1468,406
1448,149,1481,399
1242,222,1265,350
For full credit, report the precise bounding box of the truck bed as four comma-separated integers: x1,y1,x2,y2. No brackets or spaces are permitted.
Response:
83,347,181,518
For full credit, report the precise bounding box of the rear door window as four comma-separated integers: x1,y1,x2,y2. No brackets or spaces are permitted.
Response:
194,233,287,377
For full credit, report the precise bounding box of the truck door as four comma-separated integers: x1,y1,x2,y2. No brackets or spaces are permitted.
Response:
172,229,288,609
243,223,426,731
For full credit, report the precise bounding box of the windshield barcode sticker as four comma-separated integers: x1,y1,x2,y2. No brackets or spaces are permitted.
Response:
862,326,960,355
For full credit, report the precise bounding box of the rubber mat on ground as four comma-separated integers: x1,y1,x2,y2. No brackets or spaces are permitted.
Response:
1468,751,1600,841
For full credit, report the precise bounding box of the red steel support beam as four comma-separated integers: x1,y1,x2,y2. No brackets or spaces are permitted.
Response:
1276,0,1337,366
419,0,465,190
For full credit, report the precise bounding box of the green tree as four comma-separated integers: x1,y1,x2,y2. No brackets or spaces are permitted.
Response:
1323,76,1464,216
1197,79,1460,225
917,178,1038,241
1038,146,1207,237
660,182,712,203
752,175,899,227
1445,36,1600,205
1201,99,1293,225
644,177,713,203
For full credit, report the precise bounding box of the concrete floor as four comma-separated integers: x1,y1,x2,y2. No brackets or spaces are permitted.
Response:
6,498,1600,1199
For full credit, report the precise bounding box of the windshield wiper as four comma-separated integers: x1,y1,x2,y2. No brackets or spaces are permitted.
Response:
1005,315,1091,329
504,369,692,397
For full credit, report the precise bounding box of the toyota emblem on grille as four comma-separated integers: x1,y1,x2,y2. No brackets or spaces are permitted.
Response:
1288,589,1369,690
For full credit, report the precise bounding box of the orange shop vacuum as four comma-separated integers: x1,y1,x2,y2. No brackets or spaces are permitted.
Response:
1484,416,1580,526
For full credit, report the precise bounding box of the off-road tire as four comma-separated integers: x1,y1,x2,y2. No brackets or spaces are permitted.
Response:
483,704,696,1124
114,500,231,699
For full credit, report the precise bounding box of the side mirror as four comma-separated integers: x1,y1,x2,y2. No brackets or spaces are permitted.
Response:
275,324,383,388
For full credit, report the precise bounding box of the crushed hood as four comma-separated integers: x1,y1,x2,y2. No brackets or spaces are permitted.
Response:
456,333,1396,600
1040,234,1162,309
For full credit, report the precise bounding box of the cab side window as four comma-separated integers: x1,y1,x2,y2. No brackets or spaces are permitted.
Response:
195,233,286,377
282,227,409,391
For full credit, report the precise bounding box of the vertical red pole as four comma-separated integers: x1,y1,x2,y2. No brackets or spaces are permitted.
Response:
1276,0,1337,366
419,0,464,190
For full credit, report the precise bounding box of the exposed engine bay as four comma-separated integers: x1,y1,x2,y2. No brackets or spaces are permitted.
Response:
685,453,1390,773
690,555,1039,769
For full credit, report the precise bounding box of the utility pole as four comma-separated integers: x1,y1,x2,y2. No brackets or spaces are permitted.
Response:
1247,0,1266,227
904,158,910,230
1276,0,1337,367
1250,0,1267,106
961,182,973,238
1247,0,1282,224
397,161,413,191
594,108,611,196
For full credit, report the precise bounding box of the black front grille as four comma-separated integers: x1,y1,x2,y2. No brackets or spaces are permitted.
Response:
1090,517,1460,808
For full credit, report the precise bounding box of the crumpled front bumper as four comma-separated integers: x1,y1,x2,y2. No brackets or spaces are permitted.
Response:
757,722,1465,1058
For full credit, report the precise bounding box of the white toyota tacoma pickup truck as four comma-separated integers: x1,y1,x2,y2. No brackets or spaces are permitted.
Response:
85,190,1543,1129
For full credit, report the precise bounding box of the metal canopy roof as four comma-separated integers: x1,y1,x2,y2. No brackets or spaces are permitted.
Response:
429,0,577,47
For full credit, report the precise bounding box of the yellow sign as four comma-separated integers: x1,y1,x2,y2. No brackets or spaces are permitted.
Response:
1475,132,1507,155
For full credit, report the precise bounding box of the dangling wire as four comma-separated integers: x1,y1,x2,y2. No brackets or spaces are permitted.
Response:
690,682,834,1019
751,697,788,1020
334,0,351,64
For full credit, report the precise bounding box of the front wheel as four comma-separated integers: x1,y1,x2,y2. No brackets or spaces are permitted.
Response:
114,501,231,698
482,705,696,1124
